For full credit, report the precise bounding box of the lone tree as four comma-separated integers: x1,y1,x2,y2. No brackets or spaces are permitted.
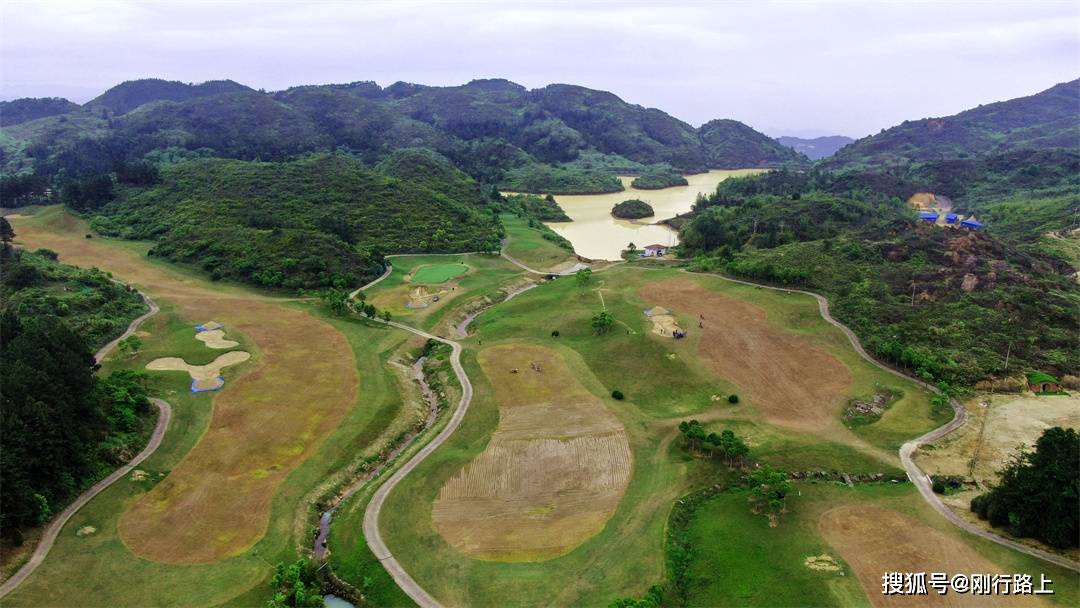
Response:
320,288,351,317
381,310,392,322
747,465,791,525
591,310,613,334
0,217,14,255
117,335,142,357
575,267,593,293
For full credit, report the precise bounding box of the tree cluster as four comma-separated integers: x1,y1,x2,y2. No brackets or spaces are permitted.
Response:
970,426,1079,548
267,559,323,608
677,420,750,468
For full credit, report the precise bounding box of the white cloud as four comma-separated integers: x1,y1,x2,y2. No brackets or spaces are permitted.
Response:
1,0,1076,136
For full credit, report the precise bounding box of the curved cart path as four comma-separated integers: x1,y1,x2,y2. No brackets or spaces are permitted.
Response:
697,270,1079,573
0,291,174,599
361,321,471,608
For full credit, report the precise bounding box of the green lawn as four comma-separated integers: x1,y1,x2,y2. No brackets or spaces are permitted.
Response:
685,483,1080,608
410,262,469,284
501,213,577,271
685,486,867,608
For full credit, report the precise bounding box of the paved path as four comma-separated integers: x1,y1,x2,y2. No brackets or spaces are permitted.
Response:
361,321,471,608
698,270,1080,573
499,250,589,276
0,291,174,598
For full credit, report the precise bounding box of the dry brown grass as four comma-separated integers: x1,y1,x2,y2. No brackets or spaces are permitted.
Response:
431,344,632,562
639,279,851,431
11,212,360,564
820,505,1043,607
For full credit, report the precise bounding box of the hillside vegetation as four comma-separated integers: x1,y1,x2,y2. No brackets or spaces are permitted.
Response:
823,79,1079,171
1,77,806,198
0,242,152,540
0,97,81,127
89,151,500,290
680,171,1079,387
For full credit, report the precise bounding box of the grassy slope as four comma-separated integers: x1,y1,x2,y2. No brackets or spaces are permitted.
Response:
370,265,941,605
685,482,1079,607
500,213,577,272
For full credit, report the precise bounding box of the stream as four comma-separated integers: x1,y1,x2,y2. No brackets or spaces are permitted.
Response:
313,357,440,562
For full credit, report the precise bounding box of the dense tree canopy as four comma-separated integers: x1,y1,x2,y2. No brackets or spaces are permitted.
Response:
971,427,1079,549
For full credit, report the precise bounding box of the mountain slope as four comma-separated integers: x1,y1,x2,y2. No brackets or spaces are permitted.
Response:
776,135,853,160
823,79,1080,170
89,153,499,289
699,119,808,167
0,97,81,126
85,78,254,115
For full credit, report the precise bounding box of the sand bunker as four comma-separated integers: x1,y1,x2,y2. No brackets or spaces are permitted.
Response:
194,329,239,349
820,505,1036,607
640,279,851,431
804,554,843,573
406,285,452,309
643,306,682,336
146,351,250,391
76,526,97,537
432,344,632,562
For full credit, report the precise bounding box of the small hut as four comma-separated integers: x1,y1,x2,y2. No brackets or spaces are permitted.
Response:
642,244,669,257
1027,372,1062,394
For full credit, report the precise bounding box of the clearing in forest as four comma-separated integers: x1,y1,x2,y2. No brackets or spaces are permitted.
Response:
820,505,1039,607
639,279,851,431
431,344,632,562
409,263,469,284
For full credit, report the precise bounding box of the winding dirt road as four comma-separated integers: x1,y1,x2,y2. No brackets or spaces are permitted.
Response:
0,291,174,599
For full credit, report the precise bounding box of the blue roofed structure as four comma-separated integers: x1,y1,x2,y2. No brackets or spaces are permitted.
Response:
960,219,984,230
918,211,939,222
945,213,959,224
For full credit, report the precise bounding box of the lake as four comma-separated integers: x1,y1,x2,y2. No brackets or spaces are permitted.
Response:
545,169,762,260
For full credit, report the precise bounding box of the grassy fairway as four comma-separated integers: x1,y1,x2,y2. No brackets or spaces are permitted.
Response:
410,262,469,284
501,213,577,271
3,208,410,606
367,253,525,333
369,265,946,605
684,482,1078,607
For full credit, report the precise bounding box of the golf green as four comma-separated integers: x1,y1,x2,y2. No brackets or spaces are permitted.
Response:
411,263,469,284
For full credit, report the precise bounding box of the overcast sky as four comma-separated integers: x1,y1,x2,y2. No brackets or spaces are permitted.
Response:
1,1,1077,137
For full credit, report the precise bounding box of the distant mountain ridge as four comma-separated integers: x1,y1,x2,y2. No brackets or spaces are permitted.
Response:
775,135,854,160
0,77,807,192
0,97,81,126
822,78,1080,170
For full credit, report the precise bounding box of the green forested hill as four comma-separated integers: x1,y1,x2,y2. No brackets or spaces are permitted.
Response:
0,97,81,127
84,78,254,115
822,79,1080,170
89,152,499,290
0,77,805,196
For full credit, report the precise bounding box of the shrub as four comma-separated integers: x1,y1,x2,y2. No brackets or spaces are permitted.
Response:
611,390,625,400
727,394,739,404
551,329,560,337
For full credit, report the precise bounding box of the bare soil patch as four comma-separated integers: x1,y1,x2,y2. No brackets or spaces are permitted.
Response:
639,279,851,431
431,344,632,562
820,505,1040,607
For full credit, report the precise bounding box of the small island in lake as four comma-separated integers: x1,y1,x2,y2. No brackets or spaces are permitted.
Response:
630,168,688,189
611,199,655,219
